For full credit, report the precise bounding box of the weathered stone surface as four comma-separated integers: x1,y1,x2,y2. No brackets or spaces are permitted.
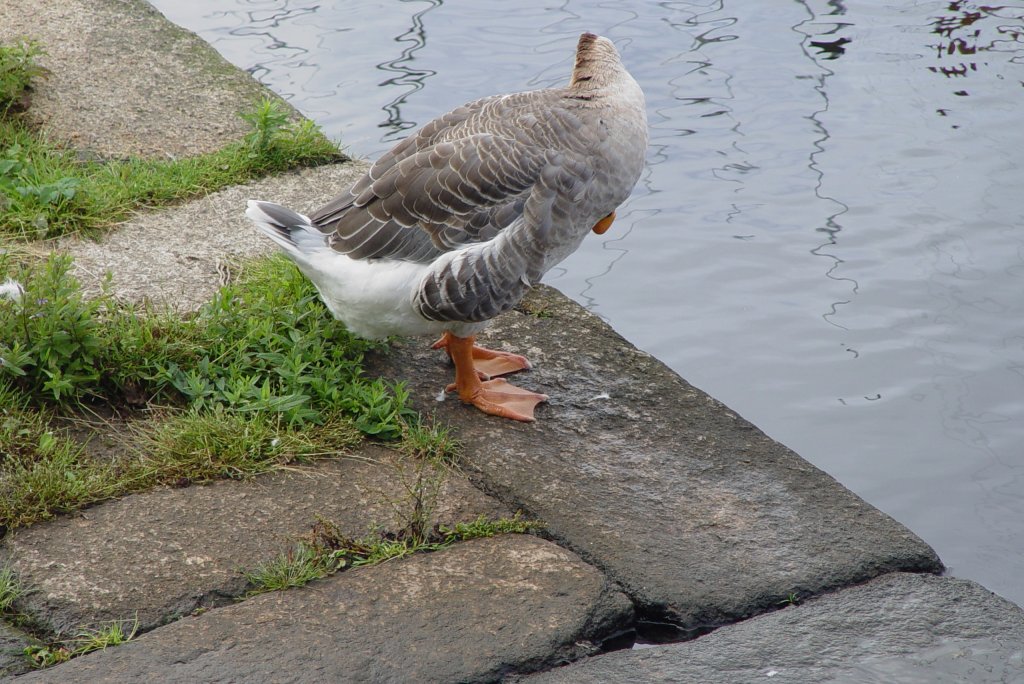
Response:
0,0,274,159
521,573,1024,683
61,163,367,309
16,535,632,683
1,446,508,636
368,286,943,634
0,622,38,678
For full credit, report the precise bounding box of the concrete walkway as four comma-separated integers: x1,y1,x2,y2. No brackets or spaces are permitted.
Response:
2,1,1023,681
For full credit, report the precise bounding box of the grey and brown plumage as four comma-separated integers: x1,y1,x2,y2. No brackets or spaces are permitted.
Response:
247,32,647,421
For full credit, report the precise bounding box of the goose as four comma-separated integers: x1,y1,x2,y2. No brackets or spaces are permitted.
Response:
246,32,647,422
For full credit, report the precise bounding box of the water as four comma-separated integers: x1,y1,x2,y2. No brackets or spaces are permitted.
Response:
148,0,1024,607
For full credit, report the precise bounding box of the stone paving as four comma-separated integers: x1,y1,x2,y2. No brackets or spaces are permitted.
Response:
2,1,1024,682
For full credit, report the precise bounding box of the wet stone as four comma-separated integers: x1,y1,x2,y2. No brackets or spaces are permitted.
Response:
16,535,633,683
1,446,509,636
368,285,944,635
520,573,1024,683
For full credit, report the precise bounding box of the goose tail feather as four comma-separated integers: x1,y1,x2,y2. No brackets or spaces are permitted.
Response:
245,200,328,256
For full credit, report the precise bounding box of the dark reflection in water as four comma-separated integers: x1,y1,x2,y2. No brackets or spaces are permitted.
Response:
794,0,857,331
150,0,1024,609
377,0,441,143
929,0,1023,78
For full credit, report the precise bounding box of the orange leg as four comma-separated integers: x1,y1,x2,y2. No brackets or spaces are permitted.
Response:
592,211,616,235
432,332,532,380
439,333,548,422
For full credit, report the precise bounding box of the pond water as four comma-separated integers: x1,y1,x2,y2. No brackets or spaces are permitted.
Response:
148,0,1024,607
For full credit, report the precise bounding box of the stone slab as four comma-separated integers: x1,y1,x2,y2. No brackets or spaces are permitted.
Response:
0,0,274,159
61,162,368,309
1,446,508,636
368,286,943,635
521,573,1024,683
16,535,633,683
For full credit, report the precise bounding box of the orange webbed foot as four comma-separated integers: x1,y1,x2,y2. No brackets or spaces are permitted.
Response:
435,333,548,422
446,378,549,422
432,333,532,379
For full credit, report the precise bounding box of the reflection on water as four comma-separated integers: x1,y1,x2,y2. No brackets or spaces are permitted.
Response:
149,0,1024,608
376,0,441,144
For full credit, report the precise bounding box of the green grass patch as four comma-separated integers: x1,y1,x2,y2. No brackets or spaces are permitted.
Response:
0,95,343,239
0,383,121,528
0,253,435,532
135,407,362,485
244,513,545,596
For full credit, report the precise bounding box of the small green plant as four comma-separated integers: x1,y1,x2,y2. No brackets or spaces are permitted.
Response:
241,96,291,155
0,254,104,403
438,512,545,542
242,542,334,594
779,592,800,606
24,617,139,669
400,419,461,465
0,563,24,613
24,644,70,668
71,617,139,652
0,40,44,115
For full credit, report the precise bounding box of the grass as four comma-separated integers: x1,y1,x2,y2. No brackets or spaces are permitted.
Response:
0,563,24,614
244,513,546,596
0,384,120,528
24,617,139,669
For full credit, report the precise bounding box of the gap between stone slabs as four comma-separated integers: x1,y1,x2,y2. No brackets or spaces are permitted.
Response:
1,445,509,637
15,535,633,684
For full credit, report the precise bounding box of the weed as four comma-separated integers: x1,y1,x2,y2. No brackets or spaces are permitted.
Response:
515,300,555,319
0,40,44,115
399,419,461,466
24,644,70,668
0,253,402,427
0,563,23,613
244,512,545,596
438,512,546,542
242,543,334,593
779,592,800,606
0,253,104,403
24,617,139,669
70,617,139,652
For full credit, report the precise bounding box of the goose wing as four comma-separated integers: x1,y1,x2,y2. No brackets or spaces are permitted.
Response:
310,91,588,263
